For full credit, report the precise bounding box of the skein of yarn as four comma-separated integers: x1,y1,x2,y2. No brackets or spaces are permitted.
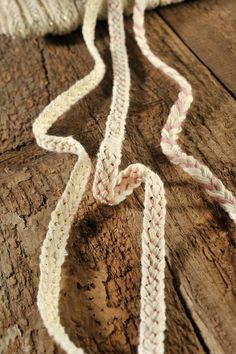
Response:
0,0,183,37
2,0,235,353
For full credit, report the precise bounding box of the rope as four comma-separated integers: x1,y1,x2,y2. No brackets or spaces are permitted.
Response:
133,0,236,225
33,1,104,353
32,0,235,353
93,1,166,353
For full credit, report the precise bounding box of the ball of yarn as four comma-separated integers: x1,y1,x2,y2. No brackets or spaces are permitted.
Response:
0,0,183,37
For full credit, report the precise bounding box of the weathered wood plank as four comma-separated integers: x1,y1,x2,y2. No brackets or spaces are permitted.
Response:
0,3,236,354
158,0,236,96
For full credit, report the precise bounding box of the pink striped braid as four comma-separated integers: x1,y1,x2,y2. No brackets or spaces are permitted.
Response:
93,1,167,353
133,0,236,225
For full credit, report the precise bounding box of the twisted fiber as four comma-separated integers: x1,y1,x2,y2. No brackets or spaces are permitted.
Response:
133,0,236,224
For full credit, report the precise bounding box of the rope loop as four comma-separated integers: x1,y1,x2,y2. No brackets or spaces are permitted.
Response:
33,0,236,353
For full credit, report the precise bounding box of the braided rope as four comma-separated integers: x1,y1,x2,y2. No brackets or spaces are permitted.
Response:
93,1,166,353
33,0,166,353
33,1,104,353
32,0,235,353
133,0,236,225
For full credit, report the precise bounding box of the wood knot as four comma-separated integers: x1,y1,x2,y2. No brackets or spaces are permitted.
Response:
77,282,96,291
78,217,98,238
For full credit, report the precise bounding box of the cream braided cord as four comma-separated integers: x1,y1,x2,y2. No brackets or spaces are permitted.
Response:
33,0,166,353
32,0,235,353
33,1,104,353
133,0,236,224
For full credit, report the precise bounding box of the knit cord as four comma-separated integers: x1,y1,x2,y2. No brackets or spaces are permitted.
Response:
93,1,166,353
133,0,236,224
32,0,235,353
33,0,105,353
33,0,167,352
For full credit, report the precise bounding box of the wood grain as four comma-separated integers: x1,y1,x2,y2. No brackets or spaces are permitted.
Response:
0,1,235,353
158,0,236,96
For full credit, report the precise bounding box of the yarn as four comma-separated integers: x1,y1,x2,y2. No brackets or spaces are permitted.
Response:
0,0,184,37
3,0,235,353
93,2,166,353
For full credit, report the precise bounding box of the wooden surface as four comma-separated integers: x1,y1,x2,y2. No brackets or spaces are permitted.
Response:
0,0,235,353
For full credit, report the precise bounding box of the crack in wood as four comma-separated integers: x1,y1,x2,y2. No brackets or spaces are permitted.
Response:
166,259,210,354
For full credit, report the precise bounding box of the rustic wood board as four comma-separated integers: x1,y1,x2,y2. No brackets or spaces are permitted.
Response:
0,0,235,353
158,0,236,97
